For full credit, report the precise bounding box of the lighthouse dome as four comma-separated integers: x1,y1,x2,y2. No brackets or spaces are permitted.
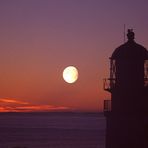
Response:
111,30,148,60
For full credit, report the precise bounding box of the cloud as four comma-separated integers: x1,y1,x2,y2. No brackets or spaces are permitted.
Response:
0,98,29,105
0,98,70,112
14,105,69,112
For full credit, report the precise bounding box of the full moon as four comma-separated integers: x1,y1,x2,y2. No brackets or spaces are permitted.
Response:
63,66,78,83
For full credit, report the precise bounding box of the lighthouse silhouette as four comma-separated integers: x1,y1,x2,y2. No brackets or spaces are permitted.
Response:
104,29,148,148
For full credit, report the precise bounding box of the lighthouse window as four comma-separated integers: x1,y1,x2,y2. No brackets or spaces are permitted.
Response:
144,60,148,86
110,59,116,79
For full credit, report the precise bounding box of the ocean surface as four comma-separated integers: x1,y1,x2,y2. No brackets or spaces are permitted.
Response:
0,112,106,148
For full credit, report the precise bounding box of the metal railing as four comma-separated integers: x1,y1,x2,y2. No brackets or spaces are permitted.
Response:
144,78,148,87
103,78,115,92
104,100,111,112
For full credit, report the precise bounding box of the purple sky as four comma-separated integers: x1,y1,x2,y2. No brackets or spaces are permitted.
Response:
0,0,147,112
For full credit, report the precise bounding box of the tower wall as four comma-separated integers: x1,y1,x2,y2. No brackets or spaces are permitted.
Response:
104,30,148,148
115,59,144,89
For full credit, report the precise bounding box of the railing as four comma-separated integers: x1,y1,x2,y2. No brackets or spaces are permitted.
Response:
104,100,111,112
144,78,148,87
103,78,115,92
144,60,148,86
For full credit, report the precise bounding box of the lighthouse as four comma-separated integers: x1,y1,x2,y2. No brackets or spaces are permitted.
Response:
104,29,148,148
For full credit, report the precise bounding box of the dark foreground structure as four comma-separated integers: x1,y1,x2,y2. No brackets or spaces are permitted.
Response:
104,29,148,148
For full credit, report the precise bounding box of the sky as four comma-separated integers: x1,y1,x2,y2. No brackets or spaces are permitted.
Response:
0,0,148,112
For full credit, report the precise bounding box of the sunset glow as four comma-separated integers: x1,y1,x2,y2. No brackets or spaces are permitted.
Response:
0,0,147,112
0,98,70,112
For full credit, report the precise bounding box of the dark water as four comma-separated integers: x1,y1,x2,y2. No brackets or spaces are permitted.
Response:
0,112,106,148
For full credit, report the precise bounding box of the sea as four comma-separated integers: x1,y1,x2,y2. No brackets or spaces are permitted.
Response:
0,112,106,148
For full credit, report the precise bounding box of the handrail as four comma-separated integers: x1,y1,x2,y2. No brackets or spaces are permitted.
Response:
103,78,116,92
104,100,111,112
144,78,148,87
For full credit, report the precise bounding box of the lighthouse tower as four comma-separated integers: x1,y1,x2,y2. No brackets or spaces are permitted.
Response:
104,29,148,148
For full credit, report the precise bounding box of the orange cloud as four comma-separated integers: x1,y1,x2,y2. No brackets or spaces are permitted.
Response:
0,106,17,112
15,105,69,112
0,98,29,105
0,98,70,112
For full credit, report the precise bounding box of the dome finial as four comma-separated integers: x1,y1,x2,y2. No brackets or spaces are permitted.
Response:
127,29,135,41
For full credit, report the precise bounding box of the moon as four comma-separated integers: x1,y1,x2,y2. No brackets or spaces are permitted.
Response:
63,66,78,83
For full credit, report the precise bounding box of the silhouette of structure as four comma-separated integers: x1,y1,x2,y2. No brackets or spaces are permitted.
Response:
104,29,148,148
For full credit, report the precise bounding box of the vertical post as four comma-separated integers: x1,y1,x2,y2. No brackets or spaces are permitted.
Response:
124,24,126,43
